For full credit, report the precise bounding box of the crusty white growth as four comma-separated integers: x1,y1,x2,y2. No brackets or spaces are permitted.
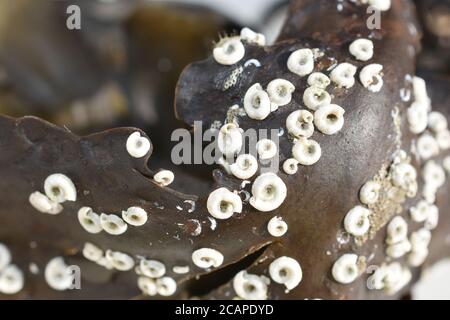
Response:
287,48,314,76
412,76,431,107
410,200,435,223
267,79,295,107
140,259,166,278
407,102,428,134
82,242,103,263
286,110,314,138
230,154,258,179
332,254,360,284
428,111,448,133
100,213,128,235
425,208,439,230
314,104,345,135
330,63,357,88
97,257,114,270
249,173,287,212
173,266,190,274
44,173,77,203
307,72,331,89
359,64,384,92
303,86,331,110
344,206,371,237
156,277,177,296
243,83,271,120
410,228,431,252
256,139,277,160
283,158,299,175
218,123,243,158
267,216,288,237
349,38,374,61
138,277,157,296
207,187,242,220
240,27,265,46
154,170,174,187
122,206,148,226
233,271,269,300
0,265,24,295
368,0,391,11
422,160,446,190
45,257,73,291
192,248,224,269
269,256,302,292
359,181,381,205
105,250,135,271
126,131,151,158
390,163,417,190
386,239,412,259
417,134,440,160
29,191,63,215
444,156,450,173
386,216,408,244
78,207,102,234
0,243,11,271
292,138,322,165
213,37,245,65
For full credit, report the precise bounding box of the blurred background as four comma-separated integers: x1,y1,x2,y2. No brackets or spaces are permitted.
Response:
0,0,449,299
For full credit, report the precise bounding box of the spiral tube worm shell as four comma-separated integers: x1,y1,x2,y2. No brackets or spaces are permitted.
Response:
207,187,242,219
29,191,63,215
105,250,135,271
122,206,148,226
233,271,269,300
100,213,128,235
44,257,73,291
138,277,157,296
292,138,321,165
269,256,302,292
44,173,77,203
156,277,177,296
282,158,299,175
332,254,360,284
192,248,224,269
82,242,103,263
78,207,102,234
0,243,11,271
240,27,265,46
343,206,371,237
256,139,278,160
286,110,314,138
153,170,174,187
330,63,357,88
243,83,271,120
217,123,243,157
303,86,331,111
349,39,374,61
126,132,151,158
287,48,314,77
213,37,245,65
0,265,24,295
359,181,381,205
267,79,295,108
359,64,384,93
314,104,345,135
386,216,408,244
249,173,287,212
140,259,166,278
307,72,330,89
230,154,258,179
267,216,288,237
